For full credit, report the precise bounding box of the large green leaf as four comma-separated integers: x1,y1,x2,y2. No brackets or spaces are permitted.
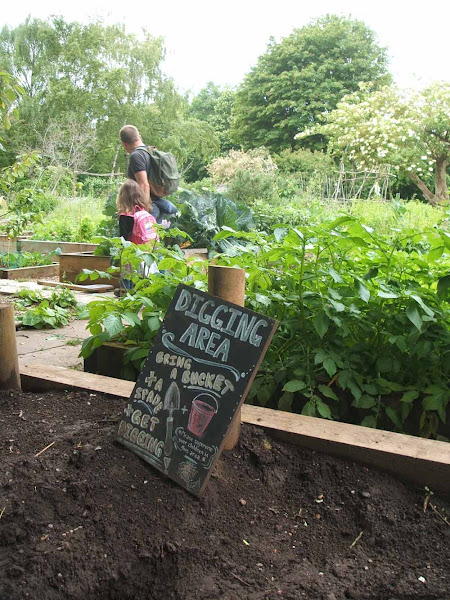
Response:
282,380,307,393
406,304,422,331
314,311,329,338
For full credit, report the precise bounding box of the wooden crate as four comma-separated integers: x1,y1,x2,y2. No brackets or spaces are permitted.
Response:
59,252,120,287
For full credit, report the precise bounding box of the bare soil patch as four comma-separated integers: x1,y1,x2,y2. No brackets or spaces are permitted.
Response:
1,389,449,600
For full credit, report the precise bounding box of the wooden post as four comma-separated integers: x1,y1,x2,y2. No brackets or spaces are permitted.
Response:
0,304,21,390
208,265,245,450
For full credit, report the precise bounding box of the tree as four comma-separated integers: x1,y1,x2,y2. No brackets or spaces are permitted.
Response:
230,15,391,153
164,117,220,181
299,83,450,205
0,70,22,147
188,82,237,154
0,71,43,238
187,82,222,122
0,17,180,172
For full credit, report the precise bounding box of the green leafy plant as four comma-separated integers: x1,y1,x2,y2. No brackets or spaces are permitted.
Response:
20,302,71,329
0,251,55,269
215,219,449,438
169,190,254,250
79,235,207,377
79,214,449,439
15,287,85,329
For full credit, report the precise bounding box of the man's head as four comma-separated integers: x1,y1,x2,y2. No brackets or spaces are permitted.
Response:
119,125,142,153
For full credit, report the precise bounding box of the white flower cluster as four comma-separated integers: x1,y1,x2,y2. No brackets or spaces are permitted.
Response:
208,147,278,183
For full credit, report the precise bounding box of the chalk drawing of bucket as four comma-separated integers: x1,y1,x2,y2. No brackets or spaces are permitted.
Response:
187,394,218,439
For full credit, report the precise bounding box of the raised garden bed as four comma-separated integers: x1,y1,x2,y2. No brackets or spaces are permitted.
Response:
59,252,120,287
0,234,33,253
0,263,59,280
19,240,98,256
1,387,449,600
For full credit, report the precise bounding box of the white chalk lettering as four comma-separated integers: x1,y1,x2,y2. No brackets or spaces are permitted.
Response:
198,299,215,325
181,369,234,396
179,322,198,346
118,420,164,457
145,372,157,387
175,288,191,312
234,314,257,343
221,307,243,335
185,293,203,319
211,305,227,329
175,288,268,348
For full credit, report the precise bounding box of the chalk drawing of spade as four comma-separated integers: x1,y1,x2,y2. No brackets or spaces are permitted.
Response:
163,381,180,473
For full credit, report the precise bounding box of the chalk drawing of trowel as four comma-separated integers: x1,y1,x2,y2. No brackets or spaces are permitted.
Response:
163,381,180,473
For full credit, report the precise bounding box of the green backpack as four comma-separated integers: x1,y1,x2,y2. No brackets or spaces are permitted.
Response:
137,145,180,197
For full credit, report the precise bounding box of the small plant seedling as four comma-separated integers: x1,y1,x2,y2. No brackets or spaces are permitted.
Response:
66,338,83,346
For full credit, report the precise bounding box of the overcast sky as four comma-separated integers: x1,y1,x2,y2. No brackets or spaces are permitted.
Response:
2,0,449,96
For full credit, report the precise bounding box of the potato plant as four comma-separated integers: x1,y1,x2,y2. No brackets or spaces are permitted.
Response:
80,216,449,439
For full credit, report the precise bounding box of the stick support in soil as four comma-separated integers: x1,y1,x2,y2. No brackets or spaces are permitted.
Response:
0,303,21,390
208,265,245,450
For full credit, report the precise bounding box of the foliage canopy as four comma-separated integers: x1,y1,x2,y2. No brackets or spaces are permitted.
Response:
230,15,391,153
299,82,450,205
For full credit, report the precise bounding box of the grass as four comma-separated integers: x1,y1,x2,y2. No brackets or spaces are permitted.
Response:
49,195,105,223
31,195,107,241
252,195,448,235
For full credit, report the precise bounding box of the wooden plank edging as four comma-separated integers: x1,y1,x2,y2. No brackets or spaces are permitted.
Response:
18,362,450,495
0,263,59,280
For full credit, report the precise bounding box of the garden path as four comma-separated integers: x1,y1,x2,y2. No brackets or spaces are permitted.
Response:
0,278,115,370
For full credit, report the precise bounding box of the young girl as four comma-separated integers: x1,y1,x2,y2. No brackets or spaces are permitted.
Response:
115,180,158,295
116,179,157,243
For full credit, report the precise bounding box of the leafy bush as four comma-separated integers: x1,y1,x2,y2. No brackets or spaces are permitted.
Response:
226,169,276,205
79,176,123,198
215,220,449,439
31,221,74,241
274,148,335,176
30,196,106,242
79,217,95,242
252,196,448,236
80,236,205,378
32,191,59,214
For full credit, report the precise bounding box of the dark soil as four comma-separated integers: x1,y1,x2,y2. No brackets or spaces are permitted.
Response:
1,389,449,600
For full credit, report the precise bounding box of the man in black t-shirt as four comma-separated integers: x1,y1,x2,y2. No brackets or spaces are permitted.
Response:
119,125,178,223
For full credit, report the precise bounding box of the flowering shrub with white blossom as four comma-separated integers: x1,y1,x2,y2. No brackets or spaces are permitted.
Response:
296,82,450,206
207,147,277,184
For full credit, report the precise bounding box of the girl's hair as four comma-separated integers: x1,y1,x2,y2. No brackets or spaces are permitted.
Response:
116,180,152,213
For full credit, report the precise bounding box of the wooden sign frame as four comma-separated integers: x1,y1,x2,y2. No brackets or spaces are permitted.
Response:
116,283,278,495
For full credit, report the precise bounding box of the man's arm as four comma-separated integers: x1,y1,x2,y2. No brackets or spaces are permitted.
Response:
134,170,150,203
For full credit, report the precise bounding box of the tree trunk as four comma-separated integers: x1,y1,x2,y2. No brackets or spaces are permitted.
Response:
435,158,449,203
110,142,122,182
408,172,439,206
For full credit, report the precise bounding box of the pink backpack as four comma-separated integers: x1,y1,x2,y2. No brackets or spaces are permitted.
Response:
121,207,158,245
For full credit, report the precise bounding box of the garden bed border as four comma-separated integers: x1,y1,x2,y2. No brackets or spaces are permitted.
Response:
18,362,450,496
0,263,59,280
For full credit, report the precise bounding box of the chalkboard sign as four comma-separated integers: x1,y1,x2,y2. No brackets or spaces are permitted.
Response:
116,283,278,496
